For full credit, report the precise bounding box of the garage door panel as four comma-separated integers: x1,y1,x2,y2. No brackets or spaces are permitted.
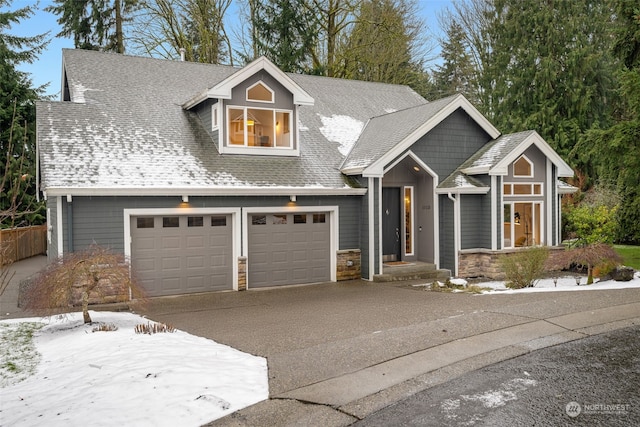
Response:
131,214,233,297
249,211,331,288
186,235,205,248
186,255,205,268
161,236,181,250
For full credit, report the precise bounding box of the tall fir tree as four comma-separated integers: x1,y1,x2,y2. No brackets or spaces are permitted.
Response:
250,0,318,73
481,0,616,157
0,0,47,226
339,0,426,89
432,20,475,101
575,0,640,243
47,0,138,53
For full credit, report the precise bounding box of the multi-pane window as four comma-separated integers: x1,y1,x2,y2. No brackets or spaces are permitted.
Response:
228,107,292,148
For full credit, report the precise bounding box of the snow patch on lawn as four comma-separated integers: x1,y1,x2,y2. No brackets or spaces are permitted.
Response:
0,311,268,427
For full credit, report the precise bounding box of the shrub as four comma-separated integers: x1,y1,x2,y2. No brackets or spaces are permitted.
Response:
21,245,146,323
134,322,176,334
555,243,622,284
92,323,118,332
499,246,550,289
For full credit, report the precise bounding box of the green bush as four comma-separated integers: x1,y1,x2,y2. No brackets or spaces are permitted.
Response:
499,246,550,289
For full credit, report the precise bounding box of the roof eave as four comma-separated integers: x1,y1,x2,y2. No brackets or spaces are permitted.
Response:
492,131,574,177
206,56,314,106
461,166,490,175
42,186,367,197
362,94,500,175
435,186,490,195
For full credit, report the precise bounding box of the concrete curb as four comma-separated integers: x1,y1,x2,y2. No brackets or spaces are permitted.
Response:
211,303,640,426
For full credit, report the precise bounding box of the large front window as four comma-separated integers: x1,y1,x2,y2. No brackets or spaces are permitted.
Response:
228,107,292,148
504,202,542,248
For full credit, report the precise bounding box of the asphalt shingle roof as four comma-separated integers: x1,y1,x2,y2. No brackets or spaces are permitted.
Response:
37,50,427,193
437,131,534,192
341,95,459,171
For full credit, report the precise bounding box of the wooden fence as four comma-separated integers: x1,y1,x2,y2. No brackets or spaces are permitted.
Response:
0,225,47,265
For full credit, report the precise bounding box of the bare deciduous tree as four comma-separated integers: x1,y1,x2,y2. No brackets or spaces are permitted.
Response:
22,245,147,323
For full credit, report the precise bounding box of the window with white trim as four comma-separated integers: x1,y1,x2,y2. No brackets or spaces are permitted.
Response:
513,155,534,177
246,82,274,103
227,106,292,148
211,103,219,130
503,202,543,248
503,183,543,196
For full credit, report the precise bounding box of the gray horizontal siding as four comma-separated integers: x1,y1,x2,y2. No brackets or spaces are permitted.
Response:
60,195,363,255
439,195,455,272
460,194,491,249
409,109,491,184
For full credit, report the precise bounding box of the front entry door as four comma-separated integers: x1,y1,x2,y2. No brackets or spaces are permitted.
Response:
382,187,401,262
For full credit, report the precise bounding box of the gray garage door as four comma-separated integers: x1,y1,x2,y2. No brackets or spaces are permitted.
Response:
248,212,331,288
131,214,233,297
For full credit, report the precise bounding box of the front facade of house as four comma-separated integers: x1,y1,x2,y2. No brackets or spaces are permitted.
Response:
37,50,575,297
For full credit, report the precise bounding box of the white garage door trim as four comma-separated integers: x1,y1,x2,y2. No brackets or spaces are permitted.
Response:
124,207,241,290
242,205,338,289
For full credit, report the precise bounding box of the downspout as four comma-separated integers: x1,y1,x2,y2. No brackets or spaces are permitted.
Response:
447,192,459,276
66,195,73,253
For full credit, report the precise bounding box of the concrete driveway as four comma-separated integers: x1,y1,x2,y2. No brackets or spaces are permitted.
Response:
4,257,640,425
140,280,640,426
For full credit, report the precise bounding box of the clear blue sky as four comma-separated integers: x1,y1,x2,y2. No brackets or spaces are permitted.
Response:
5,0,451,99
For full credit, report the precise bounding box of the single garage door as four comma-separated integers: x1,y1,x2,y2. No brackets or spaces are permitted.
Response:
248,212,330,288
131,214,233,297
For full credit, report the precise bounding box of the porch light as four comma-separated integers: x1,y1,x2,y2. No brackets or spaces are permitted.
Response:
290,195,297,202
413,166,420,172
514,212,521,225
182,195,189,203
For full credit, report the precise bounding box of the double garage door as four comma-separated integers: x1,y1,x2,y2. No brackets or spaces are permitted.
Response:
130,211,331,296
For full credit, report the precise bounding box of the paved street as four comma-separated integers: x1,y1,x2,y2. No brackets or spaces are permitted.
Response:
355,325,640,426
4,256,640,426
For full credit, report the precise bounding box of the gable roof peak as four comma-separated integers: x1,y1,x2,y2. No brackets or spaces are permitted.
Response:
183,55,314,109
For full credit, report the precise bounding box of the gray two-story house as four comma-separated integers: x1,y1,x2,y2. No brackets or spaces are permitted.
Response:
36,49,575,297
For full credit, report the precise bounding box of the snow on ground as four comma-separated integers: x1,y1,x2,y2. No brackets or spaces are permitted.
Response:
421,271,640,294
479,271,640,294
0,311,268,427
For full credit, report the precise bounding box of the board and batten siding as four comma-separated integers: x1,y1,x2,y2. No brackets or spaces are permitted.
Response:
56,195,362,256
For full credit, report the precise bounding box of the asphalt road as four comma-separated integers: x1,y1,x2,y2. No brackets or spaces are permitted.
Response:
355,325,640,426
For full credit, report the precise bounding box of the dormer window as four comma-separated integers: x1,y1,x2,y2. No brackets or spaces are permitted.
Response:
228,106,292,148
513,155,533,177
247,82,274,103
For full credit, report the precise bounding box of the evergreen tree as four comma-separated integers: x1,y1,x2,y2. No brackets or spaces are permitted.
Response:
47,0,139,53
339,0,425,88
250,0,318,72
432,20,475,100
481,0,616,156
575,0,640,243
0,0,47,226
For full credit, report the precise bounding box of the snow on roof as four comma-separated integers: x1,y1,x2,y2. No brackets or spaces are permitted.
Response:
319,114,365,156
38,49,426,193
